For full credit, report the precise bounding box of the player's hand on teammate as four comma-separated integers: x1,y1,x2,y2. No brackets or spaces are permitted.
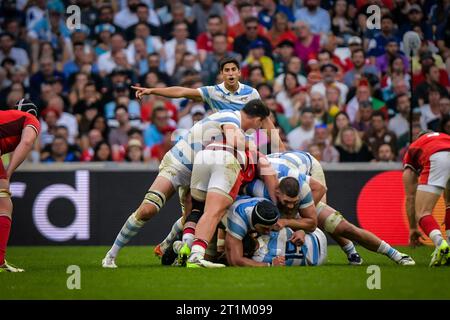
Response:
271,256,285,266
289,230,306,246
131,86,153,100
409,228,425,247
272,218,288,231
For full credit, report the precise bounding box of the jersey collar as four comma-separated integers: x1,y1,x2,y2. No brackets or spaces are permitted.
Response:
219,82,244,95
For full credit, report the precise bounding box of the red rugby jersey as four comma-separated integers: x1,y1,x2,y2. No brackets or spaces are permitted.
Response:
0,110,40,154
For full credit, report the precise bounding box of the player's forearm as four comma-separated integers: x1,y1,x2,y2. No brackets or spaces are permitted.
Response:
229,255,270,267
151,87,199,99
284,217,317,233
6,140,34,178
406,195,417,229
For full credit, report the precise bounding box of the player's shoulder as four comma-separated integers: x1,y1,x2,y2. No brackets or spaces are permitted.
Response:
0,109,29,121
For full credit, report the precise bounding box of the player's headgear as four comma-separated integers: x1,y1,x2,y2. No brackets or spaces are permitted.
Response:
252,200,280,227
15,99,38,117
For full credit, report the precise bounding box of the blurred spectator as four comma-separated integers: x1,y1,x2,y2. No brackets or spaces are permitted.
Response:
125,3,160,41
0,32,29,68
246,65,266,87
114,0,160,30
108,105,132,147
363,111,397,158
39,106,60,147
293,21,321,65
40,96,78,144
29,57,65,101
388,93,411,139
63,42,99,79
258,0,295,31
94,23,116,57
40,125,81,161
287,107,315,150
374,143,396,162
398,4,433,41
201,34,240,85
273,55,306,93
334,126,373,162
163,22,199,76
343,49,378,89
375,38,409,75
125,138,144,162
412,51,449,89
275,71,301,118
80,128,104,162
178,104,206,130
150,125,176,162
311,63,348,105
196,15,228,63
273,40,295,78
228,1,266,39
192,0,224,35
352,100,373,134
420,86,446,130
26,0,46,31
330,0,356,46
90,114,110,141
346,79,386,123
92,141,113,162
294,0,331,34
144,105,172,148
310,91,333,125
104,82,141,122
304,124,339,162
415,65,449,107
367,15,398,58
42,136,79,163
439,114,450,135
244,40,274,82
233,17,272,59
264,95,292,135
325,85,342,116
161,2,197,41
98,33,135,76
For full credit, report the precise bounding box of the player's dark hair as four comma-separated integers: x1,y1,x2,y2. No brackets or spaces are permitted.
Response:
242,99,270,119
219,57,240,71
279,177,300,198
251,200,280,227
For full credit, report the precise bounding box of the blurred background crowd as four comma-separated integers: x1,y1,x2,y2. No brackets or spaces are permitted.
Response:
0,0,449,164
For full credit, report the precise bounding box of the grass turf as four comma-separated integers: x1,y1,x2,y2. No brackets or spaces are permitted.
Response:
1,245,449,300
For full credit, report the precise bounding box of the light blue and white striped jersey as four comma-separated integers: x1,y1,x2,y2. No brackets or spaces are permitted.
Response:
268,151,314,175
226,196,268,241
252,227,323,266
245,157,314,209
197,82,261,112
169,110,242,171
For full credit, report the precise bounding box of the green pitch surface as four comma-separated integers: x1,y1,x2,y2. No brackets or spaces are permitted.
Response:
2,246,450,300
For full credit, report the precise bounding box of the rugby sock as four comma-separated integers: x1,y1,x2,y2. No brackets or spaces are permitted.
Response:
109,212,146,258
342,241,357,257
160,217,183,253
419,215,443,247
188,239,208,262
0,216,12,265
182,227,195,248
445,206,450,242
377,241,402,262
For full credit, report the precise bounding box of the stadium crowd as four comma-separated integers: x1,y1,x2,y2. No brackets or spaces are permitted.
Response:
0,0,449,164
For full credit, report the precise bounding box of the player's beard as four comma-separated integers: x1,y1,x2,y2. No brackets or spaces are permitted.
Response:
277,202,300,218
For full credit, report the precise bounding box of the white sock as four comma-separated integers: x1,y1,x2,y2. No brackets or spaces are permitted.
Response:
182,232,195,248
109,212,145,258
172,240,183,254
160,217,183,253
342,241,357,256
429,229,443,247
377,241,402,262
188,244,206,262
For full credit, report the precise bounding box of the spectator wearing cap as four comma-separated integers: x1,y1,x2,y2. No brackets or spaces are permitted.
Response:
343,48,379,89
363,110,397,159
293,21,321,65
287,107,316,151
311,63,348,106
97,33,135,76
63,42,99,79
163,22,199,76
227,1,266,39
178,103,206,130
201,33,240,85
273,40,295,78
233,17,273,59
366,15,398,58
267,11,296,49
125,3,161,41
114,0,160,30
0,32,29,69
196,15,232,64
143,105,172,149
398,4,433,41
104,82,141,122
294,0,331,34
94,24,116,57
258,0,295,31
125,138,144,163
243,40,275,82
375,38,409,75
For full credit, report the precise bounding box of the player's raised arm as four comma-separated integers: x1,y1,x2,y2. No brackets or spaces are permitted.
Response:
6,126,38,179
256,154,278,204
131,85,203,102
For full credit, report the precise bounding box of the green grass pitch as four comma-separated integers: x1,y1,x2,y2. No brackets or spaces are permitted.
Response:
2,245,450,300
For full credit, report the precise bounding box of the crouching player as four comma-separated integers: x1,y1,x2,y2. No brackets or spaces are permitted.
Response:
247,155,415,266
0,99,40,272
403,131,450,266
